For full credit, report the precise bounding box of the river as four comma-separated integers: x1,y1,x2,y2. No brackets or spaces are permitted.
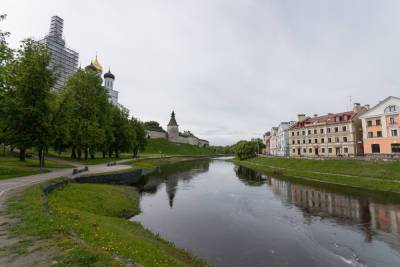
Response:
131,159,400,267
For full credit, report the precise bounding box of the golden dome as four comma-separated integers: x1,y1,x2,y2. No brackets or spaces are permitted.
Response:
91,55,103,73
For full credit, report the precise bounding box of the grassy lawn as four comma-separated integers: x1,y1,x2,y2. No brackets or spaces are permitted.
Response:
130,156,207,172
0,156,73,180
6,181,208,266
232,157,400,194
143,139,217,156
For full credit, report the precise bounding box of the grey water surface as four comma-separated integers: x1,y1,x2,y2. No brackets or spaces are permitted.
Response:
131,159,400,267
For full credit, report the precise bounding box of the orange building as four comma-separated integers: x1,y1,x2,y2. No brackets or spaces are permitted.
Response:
359,96,400,155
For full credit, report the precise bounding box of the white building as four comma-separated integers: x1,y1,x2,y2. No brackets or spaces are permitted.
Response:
276,121,295,156
269,127,278,156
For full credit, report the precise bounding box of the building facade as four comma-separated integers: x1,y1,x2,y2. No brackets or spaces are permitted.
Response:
288,104,367,158
276,121,295,156
359,96,400,155
40,16,79,91
269,127,278,156
146,111,209,147
263,132,271,155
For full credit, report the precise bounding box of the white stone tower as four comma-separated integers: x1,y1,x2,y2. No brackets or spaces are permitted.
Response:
167,111,179,141
103,68,118,105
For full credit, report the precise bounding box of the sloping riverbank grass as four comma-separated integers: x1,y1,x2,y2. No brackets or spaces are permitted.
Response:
6,181,208,266
131,156,203,172
0,156,73,180
143,139,216,156
232,157,400,194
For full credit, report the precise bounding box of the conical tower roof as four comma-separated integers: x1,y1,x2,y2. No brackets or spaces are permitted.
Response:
167,111,178,126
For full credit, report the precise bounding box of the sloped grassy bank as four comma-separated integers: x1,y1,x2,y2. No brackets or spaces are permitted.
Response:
6,179,208,266
232,157,400,195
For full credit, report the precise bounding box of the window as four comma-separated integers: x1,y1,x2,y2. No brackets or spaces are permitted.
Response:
367,120,372,127
303,148,306,153
314,129,317,134
315,139,318,143
335,127,339,133
321,148,325,153
297,140,300,144
342,126,347,132
308,139,311,144
308,130,311,135
292,132,295,136
303,139,305,144
335,137,339,143
376,119,381,126
297,131,300,136
344,147,348,153
302,131,305,135
368,132,373,138
392,129,398,137
371,144,380,153
292,140,295,145
392,144,400,153
343,137,348,142
328,148,332,153
327,128,331,133
320,129,324,134
390,117,397,125
309,148,312,153
328,138,332,143
377,131,382,137
321,138,325,143
292,149,296,153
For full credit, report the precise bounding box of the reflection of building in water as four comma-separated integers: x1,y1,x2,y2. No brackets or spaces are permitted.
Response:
141,160,210,208
370,203,400,236
269,176,400,247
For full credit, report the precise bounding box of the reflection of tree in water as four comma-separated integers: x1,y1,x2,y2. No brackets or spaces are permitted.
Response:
234,166,268,186
141,160,210,208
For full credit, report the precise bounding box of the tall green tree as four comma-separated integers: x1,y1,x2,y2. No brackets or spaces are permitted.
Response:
58,69,111,160
131,117,147,158
110,105,134,158
6,39,55,167
0,14,14,151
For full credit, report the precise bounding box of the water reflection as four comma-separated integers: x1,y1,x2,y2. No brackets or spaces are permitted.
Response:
141,159,210,208
133,160,400,266
236,165,400,248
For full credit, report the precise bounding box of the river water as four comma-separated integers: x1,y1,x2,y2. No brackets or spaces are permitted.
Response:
131,159,400,267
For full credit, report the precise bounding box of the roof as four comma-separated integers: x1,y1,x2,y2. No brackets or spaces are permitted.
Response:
104,69,115,80
289,111,356,130
167,111,178,126
359,96,400,119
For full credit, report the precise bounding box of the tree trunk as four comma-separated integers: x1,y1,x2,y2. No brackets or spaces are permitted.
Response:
71,148,76,159
84,148,88,161
108,150,112,158
77,149,82,160
115,148,120,159
38,146,45,169
19,147,26,161
102,151,106,159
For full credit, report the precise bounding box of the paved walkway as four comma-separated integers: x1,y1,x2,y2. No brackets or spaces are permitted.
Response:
0,161,132,207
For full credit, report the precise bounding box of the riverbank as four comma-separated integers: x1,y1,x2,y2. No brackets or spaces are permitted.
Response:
232,157,400,194
4,179,208,266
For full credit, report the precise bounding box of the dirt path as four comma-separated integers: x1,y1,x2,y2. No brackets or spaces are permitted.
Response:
0,160,132,266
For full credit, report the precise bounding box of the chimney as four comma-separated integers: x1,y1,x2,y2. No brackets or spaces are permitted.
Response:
353,103,361,113
364,104,370,110
313,114,318,118
297,114,306,121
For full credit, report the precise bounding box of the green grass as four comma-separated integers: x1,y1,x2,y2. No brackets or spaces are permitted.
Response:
131,157,199,171
232,157,400,194
143,139,217,156
47,150,135,165
7,181,208,266
0,156,73,180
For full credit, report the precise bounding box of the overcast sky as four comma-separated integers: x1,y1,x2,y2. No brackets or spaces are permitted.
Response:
2,0,400,145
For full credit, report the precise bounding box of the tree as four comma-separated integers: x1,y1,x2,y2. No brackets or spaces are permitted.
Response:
110,105,134,158
144,121,161,129
234,140,258,160
5,39,55,167
58,69,111,160
131,117,147,158
0,14,14,152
